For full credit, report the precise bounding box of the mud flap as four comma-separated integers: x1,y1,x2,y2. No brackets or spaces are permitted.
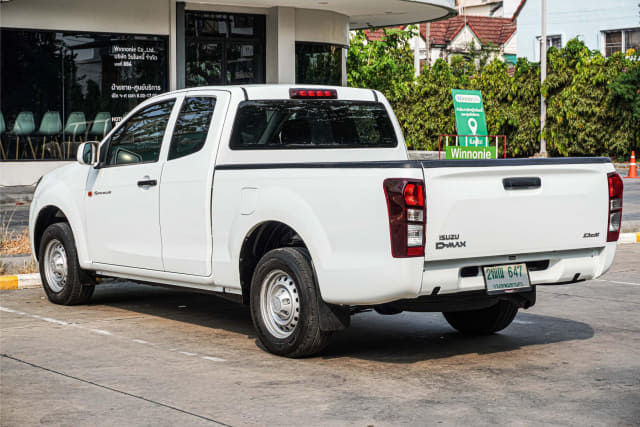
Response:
318,300,350,331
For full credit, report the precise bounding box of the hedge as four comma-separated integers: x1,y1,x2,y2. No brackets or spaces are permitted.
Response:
347,28,640,159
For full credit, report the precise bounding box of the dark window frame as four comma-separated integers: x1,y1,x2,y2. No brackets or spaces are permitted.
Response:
100,98,176,168
229,100,398,151
183,11,266,86
295,41,346,86
603,28,640,57
168,96,217,161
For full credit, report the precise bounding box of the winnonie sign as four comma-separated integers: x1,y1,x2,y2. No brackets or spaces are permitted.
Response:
449,89,495,159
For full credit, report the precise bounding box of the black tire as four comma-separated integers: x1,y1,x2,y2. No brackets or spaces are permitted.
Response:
443,300,518,334
250,247,330,358
38,222,95,305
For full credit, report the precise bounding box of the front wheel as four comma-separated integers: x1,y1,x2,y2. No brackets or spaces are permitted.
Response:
250,247,330,357
39,222,95,305
443,300,518,334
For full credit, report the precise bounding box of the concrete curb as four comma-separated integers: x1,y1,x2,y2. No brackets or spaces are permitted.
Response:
0,273,41,290
619,232,640,244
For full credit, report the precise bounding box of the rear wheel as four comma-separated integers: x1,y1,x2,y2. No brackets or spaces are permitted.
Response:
250,247,330,357
443,300,518,334
39,222,94,305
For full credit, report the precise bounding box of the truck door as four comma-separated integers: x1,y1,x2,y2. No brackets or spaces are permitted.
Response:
159,91,230,276
85,98,177,270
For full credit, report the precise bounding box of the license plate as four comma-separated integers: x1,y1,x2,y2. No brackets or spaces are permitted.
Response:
483,263,531,294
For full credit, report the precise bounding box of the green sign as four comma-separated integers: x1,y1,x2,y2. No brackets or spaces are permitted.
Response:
446,146,497,160
451,89,488,147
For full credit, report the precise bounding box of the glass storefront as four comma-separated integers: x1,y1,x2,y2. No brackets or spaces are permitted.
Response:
184,11,265,86
0,28,168,161
0,14,343,162
295,42,343,86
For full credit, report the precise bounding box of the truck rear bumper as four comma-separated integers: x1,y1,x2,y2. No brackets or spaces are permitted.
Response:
420,243,616,296
387,288,536,313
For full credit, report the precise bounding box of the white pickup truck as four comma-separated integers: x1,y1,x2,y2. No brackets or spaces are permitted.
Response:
30,85,624,357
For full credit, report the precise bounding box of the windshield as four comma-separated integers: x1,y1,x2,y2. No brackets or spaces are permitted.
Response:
230,100,398,149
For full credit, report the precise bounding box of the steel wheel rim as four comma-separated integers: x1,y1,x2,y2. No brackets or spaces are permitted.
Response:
260,269,300,339
44,239,67,293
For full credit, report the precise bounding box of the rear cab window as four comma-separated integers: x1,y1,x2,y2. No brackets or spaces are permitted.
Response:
230,100,397,149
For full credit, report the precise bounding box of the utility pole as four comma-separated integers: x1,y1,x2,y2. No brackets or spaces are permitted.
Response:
414,27,421,77
425,23,431,68
539,0,548,156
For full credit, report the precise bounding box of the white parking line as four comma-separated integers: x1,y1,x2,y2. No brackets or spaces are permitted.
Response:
1,305,227,363
593,279,640,286
1,307,69,325
201,356,226,362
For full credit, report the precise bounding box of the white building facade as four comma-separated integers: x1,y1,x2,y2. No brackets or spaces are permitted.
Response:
0,0,456,184
515,0,640,61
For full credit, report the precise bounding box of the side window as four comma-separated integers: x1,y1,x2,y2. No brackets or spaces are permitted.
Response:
106,100,175,165
168,97,216,160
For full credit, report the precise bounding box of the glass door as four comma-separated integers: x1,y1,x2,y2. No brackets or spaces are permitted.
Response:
183,11,265,87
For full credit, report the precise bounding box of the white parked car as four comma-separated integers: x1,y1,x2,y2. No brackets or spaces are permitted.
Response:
30,85,624,357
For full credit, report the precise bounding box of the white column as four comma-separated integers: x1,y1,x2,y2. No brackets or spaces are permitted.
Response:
266,7,296,84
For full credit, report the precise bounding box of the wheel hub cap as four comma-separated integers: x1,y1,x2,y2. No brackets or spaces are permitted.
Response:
44,239,67,293
260,270,300,339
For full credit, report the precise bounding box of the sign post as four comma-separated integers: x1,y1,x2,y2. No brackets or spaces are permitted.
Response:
449,89,495,159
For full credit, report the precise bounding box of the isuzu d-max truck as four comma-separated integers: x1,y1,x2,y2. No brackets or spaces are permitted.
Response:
29,85,624,357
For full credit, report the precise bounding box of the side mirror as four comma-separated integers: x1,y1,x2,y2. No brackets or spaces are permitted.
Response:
77,141,99,166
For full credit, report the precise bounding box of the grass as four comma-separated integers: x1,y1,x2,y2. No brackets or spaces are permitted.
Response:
0,257,38,275
1,207,38,274
1,227,31,256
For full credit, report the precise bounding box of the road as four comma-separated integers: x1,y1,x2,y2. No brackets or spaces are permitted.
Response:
621,177,640,230
1,245,639,426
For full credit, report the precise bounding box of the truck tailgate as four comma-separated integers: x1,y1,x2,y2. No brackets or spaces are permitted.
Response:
421,161,611,261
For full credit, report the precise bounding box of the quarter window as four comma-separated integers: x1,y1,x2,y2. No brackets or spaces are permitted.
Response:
106,100,175,165
169,97,216,160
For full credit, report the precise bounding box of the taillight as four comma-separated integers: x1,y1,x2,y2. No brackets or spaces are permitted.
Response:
607,172,624,242
384,179,426,257
289,88,338,99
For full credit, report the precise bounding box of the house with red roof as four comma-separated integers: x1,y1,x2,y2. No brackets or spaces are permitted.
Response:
363,1,520,74
421,15,517,67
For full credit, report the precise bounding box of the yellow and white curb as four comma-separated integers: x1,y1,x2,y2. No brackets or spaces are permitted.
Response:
0,273,41,290
619,232,640,244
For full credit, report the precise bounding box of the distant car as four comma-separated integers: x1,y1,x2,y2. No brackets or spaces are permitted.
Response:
30,85,623,357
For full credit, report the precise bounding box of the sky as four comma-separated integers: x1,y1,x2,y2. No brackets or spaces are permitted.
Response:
503,0,521,18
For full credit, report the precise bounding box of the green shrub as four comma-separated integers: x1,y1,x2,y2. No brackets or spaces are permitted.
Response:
347,29,639,158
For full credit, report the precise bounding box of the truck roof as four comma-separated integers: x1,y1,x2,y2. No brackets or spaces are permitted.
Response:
153,84,380,102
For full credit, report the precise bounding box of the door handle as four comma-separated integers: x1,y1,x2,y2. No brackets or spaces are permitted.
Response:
503,177,541,190
137,179,157,187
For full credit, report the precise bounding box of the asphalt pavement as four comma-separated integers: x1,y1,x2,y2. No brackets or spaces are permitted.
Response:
1,244,639,426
